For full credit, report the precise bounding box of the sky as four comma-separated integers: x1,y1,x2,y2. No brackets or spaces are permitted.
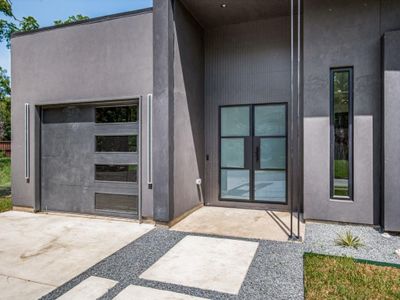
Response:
0,0,153,73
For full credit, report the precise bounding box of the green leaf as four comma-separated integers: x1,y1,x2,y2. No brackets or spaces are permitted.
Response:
0,0,13,18
54,14,89,25
19,16,39,32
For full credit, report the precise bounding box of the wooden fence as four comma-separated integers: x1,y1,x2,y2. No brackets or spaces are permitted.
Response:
0,141,11,157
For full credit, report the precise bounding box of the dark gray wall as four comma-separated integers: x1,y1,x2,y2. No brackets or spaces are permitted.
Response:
11,11,153,216
180,0,289,29
303,0,400,225
204,16,301,210
153,0,174,222
383,30,400,231
173,1,205,218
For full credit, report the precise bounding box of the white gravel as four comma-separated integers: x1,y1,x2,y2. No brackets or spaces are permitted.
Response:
304,222,400,265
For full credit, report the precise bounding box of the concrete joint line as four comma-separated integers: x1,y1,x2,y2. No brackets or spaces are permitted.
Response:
0,273,56,287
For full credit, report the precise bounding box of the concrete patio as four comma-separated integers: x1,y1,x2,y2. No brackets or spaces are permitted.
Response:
172,206,304,241
0,211,153,300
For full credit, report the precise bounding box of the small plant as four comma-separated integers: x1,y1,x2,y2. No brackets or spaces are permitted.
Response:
335,231,364,249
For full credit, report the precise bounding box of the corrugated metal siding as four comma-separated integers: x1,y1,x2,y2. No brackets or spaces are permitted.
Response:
204,16,300,209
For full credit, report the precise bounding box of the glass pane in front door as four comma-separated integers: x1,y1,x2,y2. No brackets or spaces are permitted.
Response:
254,104,287,203
220,106,250,200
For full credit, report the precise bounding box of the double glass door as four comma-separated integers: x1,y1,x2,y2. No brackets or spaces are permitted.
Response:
219,104,287,203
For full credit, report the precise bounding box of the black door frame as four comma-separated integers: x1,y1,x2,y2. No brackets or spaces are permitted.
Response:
218,102,288,205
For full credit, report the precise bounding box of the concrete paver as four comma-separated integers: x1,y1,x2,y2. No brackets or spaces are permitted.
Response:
113,285,208,300
140,235,259,295
56,276,117,300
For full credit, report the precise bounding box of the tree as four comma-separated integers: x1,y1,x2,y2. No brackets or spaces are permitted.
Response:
0,0,89,140
54,14,89,25
0,0,88,48
0,0,12,18
0,67,10,140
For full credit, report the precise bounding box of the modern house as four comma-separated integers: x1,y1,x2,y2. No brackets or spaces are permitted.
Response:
10,0,400,233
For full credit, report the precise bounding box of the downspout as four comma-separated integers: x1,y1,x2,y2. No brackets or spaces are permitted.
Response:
138,96,143,223
297,0,302,240
289,0,294,239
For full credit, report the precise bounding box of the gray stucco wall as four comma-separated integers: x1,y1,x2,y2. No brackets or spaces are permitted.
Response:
383,30,400,232
303,0,400,225
152,0,174,222
173,0,205,218
11,10,154,217
204,16,302,210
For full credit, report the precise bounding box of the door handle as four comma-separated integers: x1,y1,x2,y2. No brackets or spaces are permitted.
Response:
256,146,260,162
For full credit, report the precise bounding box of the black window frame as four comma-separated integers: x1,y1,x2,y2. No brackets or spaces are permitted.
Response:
95,105,138,124
330,67,354,200
95,135,137,153
94,192,138,214
95,164,137,183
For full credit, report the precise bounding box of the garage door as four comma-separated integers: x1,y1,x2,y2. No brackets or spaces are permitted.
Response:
41,101,139,218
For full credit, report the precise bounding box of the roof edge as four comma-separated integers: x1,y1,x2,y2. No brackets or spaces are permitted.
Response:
11,7,153,38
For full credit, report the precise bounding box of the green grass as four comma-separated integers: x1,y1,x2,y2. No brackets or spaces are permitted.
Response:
304,253,400,300
0,155,11,212
0,195,12,212
0,156,11,187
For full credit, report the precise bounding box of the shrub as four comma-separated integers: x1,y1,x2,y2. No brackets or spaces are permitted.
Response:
335,231,364,249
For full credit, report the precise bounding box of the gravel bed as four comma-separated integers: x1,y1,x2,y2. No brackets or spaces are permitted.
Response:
240,240,304,300
40,228,304,300
304,222,400,265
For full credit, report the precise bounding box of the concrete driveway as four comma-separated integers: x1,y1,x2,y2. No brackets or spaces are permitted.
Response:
0,211,153,300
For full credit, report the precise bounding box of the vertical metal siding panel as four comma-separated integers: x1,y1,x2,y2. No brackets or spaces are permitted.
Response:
205,17,292,207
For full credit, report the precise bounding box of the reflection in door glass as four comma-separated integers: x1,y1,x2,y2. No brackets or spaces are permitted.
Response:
254,105,286,136
221,106,250,136
254,171,286,202
220,169,250,200
221,138,245,168
260,138,286,169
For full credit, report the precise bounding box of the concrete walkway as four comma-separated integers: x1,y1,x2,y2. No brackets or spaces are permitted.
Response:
42,229,304,300
0,211,153,300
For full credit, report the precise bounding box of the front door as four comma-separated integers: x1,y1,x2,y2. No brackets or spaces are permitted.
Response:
219,103,287,204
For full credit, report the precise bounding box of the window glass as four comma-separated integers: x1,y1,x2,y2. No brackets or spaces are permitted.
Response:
221,138,245,168
96,136,137,152
254,105,286,136
95,165,137,182
220,169,250,200
254,171,286,202
221,106,250,137
95,193,137,213
260,138,286,169
95,106,137,123
332,69,352,198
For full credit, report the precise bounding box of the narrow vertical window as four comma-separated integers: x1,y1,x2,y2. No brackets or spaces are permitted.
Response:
331,68,353,199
